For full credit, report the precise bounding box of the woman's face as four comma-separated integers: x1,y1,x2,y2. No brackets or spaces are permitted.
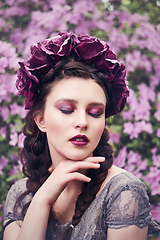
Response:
35,77,106,167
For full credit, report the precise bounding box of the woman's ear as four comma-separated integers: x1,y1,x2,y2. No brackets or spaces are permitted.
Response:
34,114,46,132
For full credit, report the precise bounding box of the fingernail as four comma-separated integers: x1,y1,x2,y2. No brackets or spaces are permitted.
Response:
87,177,91,182
98,157,105,161
95,163,100,167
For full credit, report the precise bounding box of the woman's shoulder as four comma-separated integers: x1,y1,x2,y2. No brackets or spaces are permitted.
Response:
98,165,146,197
8,178,28,198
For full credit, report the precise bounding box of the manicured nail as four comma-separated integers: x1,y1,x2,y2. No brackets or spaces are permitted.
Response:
98,157,105,161
87,177,91,182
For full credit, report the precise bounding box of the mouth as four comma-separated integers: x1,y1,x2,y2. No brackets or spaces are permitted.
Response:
69,134,89,146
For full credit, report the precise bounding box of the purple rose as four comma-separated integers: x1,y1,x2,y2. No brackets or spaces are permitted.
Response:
75,35,110,64
40,32,77,58
22,45,54,80
16,64,39,109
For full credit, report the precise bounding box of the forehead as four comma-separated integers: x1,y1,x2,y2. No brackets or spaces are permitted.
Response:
47,77,107,104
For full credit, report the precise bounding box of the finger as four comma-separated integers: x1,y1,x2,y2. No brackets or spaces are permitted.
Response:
66,161,101,173
65,172,91,183
84,156,105,163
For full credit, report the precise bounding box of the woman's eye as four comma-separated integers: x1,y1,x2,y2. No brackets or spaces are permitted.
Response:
60,109,74,114
88,112,102,118
88,107,104,118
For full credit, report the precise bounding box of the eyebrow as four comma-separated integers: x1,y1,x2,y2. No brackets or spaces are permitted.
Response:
55,99,105,107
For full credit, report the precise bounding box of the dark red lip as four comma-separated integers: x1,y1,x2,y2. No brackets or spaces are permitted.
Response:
69,135,89,146
70,134,89,142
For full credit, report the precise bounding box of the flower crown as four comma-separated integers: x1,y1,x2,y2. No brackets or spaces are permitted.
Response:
16,31,129,116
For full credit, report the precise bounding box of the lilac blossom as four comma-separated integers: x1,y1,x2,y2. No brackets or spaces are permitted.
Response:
9,127,18,146
0,156,9,175
124,151,147,178
0,126,7,138
151,203,160,223
138,83,156,102
10,29,24,53
154,102,160,121
125,50,152,74
143,166,160,195
121,89,138,120
18,132,25,148
10,153,19,163
0,41,21,70
9,160,23,176
156,128,160,138
0,105,9,121
131,22,160,55
0,74,18,102
123,121,153,139
125,151,147,178
150,75,160,89
10,103,26,118
108,28,129,55
108,131,121,144
113,146,127,168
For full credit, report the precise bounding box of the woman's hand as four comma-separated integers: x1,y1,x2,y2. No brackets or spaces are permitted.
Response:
35,156,105,206
3,156,105,240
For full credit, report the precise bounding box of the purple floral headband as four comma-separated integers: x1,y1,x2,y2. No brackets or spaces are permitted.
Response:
16,31,129,115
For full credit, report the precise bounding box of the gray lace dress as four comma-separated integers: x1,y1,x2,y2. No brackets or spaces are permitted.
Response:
4,172,160,239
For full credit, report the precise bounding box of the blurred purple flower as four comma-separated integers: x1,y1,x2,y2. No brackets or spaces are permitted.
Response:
9,128,18,146
131,22,160,55
108,131,121,144
123,121,153,139
156,128,160,138
0,156,9,175
113,146,127,168
134,101,151,122
9,165,19,176
0,106,9,121
18,133,25,148
10,154,19,163
143,167,160,195
152,153,160,168
123,122,136,139
0,57,8,73
0,74,19,103
0,40,21,70
4,6,29,17
124,151,147,178
151,203,160,223
10,102,27,118
108,29,129,55
154,102,160,121
125,50,152,73
138,83,156,102
9,160,23,177
0,126,7,138
121,88,137,120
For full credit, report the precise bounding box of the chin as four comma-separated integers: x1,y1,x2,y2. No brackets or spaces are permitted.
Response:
68,152,92,161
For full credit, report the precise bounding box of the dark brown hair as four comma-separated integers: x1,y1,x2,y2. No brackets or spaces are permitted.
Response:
14,59,117,239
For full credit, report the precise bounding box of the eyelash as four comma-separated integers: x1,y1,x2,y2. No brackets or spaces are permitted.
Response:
60,109,103,118
88,112,102,118
60,109,74,114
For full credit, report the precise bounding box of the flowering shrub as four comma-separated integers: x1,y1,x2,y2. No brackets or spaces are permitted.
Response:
0,0,160,239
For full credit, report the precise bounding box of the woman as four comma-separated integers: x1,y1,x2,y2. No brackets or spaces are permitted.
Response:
3,32,160,240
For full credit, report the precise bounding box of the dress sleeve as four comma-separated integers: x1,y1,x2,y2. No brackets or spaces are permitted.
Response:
3,178,28,222
104,174,153,230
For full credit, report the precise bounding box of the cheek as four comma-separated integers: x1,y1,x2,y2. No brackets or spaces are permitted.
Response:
92,120,105,141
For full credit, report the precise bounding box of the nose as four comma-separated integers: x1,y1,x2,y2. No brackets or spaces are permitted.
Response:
74,110,88,130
